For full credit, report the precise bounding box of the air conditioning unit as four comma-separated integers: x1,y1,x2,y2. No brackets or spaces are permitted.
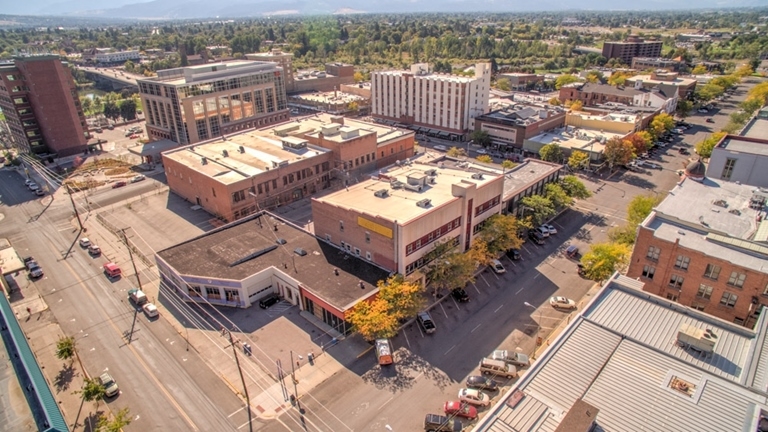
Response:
416,198,431,208
238,145,245,153
222,149,229,157
424,169,437,176
403,183,422,192
201,157,207,165
374,189,389,198
471,173,484,180
677,323,717,354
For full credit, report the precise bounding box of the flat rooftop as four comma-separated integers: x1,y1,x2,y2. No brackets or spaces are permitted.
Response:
140,61,280,86
528,126,624,154
717,135,768,156
291,91,366,104
157,213,391,311
374,69,477,83
314,161,500,224
475,274,768,432
476,104,564,127
650,176,762,239
275,114,412,146
161,130,329,185
741,117,768,141
569,111,638,124
629,74,697,86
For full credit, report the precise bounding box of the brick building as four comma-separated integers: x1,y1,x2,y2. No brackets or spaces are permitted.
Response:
0,55,88,156
601,35,663,65
626,71,698,100
559,82,678,114
631,57,684,72
473,103,566,150
627,174,768,327
311,160,503,275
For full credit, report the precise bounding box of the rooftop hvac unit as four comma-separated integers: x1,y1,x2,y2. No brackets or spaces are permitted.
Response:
403,183,422,192
374,189,389,198
471,173,484,180
677,323,717,354
429,177,436,184
391,181,404,189
238,145,245,153
424,169,437,176
416,199,432,208
201,157,207,165
222,149,229,157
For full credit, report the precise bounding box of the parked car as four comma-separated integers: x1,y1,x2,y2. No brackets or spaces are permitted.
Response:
451,287,470,302
142,302,159,318
466,375,499,391
124,131,133,137
550,296,577,310
112,181,127,189
534,226,550,238
644,161,662,170
433,145,448,151
129,134,139,139
697,108,709,113
130,174,146,183
28,183,39,191
706,118,715,123
678,148,690,155
443,401,477,420
491,349,530,367
423,414,462,432
28,264,44,279
417,311,437,334
35,189,45,196
625,162,643,173
79,237,91,248
99,372,120,397
259,293,280,309
528,231,545,245
24,179,35,186
506,249,521,260
458,388,491,407
540,224,557,235
88,244,101,256
490,259,506,274
476,148,487,155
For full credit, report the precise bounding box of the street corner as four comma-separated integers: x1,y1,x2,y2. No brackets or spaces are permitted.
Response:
39,195,54,206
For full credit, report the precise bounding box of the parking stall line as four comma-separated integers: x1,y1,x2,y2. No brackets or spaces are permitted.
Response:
402,329,412,349
439,302,449,318
494,304,504,313
444,344,456,355
451,296,461,310
471,324,482,333
479,273,491,287
416,322,424,338
472,282,481,294
515,287,525,295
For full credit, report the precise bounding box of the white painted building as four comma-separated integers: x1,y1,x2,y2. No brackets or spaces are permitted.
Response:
371,63,491,138
94,50,140,64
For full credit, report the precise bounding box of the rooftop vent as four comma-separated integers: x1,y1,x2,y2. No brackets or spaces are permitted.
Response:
471,173,484,180
294,248,307,256
713,199,728,208
238,145,245,153
222,149,229,157
201,157,207,165
424,169,437,176
729,209,741,216
416,198,432,208
677,323,716,354
403,183,423,192
391,180,404,189
276,238,287,245
374,189,389,198
359,280,365,289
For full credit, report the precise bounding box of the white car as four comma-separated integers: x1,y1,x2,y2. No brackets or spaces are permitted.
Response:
458,388,491,407
24,179,35,186
130,174,146,183
476,148,488,155
490,259,506,274
550,296,577,310
433,145,448,151
28,184,39,191
697,108,708,113
540,224,557,235
79,238,91,248
644,162,662,170
142,302,159,318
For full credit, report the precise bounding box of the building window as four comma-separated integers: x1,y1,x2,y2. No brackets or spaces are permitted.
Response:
205,286,221,300
674,255,690,270
354,248,361,256
339,221,344,232
703,264,721,280
366,251,372,261
365,232,370,243
642,265,655,279
697,284,713,300
721,158,736,181
692,303,706,311
727,271,746,288
646,246,660,261
669,275,684,289
720,292,738,308
666,293,678,301
325,234,332,242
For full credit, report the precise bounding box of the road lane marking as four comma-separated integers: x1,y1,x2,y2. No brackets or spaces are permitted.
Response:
379,396,394,411
494,304,504,313
533,273,540,279
515,287,525,295
228,407,245,418
444,345,456,355
471,324,482,333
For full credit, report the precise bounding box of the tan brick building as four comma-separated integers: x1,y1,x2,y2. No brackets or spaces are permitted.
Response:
627,175,768,327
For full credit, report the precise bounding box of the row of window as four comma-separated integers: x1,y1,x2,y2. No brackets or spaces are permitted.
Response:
475,195,501,217
405,236,461,274
405,217,462,256
647,246,749,288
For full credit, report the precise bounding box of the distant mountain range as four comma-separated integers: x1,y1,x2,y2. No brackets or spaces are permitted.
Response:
5,0,766,20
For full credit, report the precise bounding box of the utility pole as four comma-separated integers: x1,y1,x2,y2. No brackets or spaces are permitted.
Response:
224,329,252,432
66,184,84,231
121,228,142,290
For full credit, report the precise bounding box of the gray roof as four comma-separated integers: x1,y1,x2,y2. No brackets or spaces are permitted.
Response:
475,274,768,432
741,117,768,141
156,212,391,311
716,136,768,157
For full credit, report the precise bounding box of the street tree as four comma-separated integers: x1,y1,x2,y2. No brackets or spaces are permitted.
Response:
477,213,523,256
470,129,492,147
650,113,675,136
734,64,754,78
97,407,132,432
55,335,85,373
694,132,726,158
495,78,511,91
539,143,563,163
476,155,493,163
545,183,573,209
119,99,137,121
426,249,477,295
469,239,493,267
554,75,579,89
560,175,592,199
74,377,106,430
376,274,423,321
567,150,589,170
675,100,693,119
580,242,630,282
696,83,725,102
446,147,466,157
569,100,584,111
346,298,399,341
501,160,517,171
691,64,707,75
624,133,650,155
520,194,555,226
603,137,635,168
627,194,663,227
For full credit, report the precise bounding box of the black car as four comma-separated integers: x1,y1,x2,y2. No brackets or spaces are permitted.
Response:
466,375,499,391
706,118,715,123
528,231,545,245
451,287,470,302
678,148,690,155
259,293,281,309
423,414,462,432
417,311,436,334
506,248,521,260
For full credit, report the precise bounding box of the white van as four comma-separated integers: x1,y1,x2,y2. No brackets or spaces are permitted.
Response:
479,358,517,379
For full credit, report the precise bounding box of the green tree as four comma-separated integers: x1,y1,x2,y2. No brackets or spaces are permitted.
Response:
520,194,555,226
567,150,589,170
548,97,562,106
97,407,132,432
608,224,638,245
426,249,477,295
560,175,592,200
627,194,663,227
81,97,92,115
539,143,563,163
477,213,523,256
347,298,399,341
103,101,120,122
691,64,708,75
353,71,364,83
676,100,693,119
580,242,630,282
734,64,754,78
471,129,492,147
119,98,137,121
696,83,725,102
603,137,635,168
585,70,604,83
545,183,573,209
650,112,675,137
695,131,727,158
554,74,579,89
502,160,517,171
376,275,423,321
74,377,106,430
446,147,467,157
495,78,511,91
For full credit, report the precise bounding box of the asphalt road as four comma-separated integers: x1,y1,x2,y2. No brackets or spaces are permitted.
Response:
0,170,248,431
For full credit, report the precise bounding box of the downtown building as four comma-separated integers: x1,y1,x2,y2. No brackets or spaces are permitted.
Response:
0,55,88,157
601,35,663,65
371,63,491,140
137,61,289,145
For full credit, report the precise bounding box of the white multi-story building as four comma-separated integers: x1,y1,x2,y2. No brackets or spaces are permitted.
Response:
94,50,140,64
371,63,491,140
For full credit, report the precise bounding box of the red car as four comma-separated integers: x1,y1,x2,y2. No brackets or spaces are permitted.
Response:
112,181,127,189
443,401,477,420
129,134,139,139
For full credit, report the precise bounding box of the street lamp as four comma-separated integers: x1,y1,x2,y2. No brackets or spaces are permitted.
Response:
524,302,542,360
